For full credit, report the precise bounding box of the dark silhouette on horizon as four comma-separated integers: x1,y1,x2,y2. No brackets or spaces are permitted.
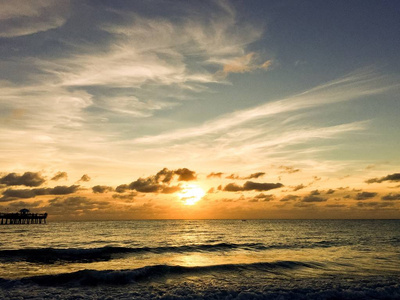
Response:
0,208,47,225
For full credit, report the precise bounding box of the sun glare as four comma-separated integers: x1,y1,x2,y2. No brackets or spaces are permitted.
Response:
178,184,205,205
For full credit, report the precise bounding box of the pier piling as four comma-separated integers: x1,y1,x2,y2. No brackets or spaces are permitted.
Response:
0,209,47,225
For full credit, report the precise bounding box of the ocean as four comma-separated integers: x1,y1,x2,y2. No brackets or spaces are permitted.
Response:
0,220,399,299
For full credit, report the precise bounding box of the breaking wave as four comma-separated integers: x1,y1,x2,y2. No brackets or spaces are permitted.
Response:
3,261,320,286
2,262,399,300
0,241,340,264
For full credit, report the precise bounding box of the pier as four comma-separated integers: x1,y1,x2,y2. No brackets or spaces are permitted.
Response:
0,209,47,225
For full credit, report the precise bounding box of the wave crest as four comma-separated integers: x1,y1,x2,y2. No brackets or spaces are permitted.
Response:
18,261,320,286
0,241,339,264
0,243,265,264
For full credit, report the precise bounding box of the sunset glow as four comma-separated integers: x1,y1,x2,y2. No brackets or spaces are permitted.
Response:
0,1,399,221
1,2,400,299
178,184,205,206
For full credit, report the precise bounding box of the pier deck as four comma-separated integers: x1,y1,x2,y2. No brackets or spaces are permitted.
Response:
0,212,47,224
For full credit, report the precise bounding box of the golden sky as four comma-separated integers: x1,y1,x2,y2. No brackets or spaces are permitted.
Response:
0,1,399,219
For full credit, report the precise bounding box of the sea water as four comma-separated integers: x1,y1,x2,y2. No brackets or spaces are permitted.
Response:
0,220,399,299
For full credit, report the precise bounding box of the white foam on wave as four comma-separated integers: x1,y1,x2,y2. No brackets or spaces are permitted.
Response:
1,275,399,300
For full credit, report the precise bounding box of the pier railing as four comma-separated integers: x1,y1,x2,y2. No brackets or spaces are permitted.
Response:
0,212,48,225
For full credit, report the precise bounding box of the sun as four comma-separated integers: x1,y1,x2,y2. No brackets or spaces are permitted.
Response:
178,183,205,205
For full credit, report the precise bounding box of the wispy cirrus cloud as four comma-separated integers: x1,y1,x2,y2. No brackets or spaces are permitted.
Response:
0,0,70,37
216,53,272,78
25,1,263,89
132,69,396,145
111,68,399,179
0,0,268,175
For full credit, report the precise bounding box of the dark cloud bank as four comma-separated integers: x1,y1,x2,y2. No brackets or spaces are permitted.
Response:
224,181,283,192
225,172,266,180
116,168,196,194
366,173,400,184
381,193,400,201
207,172,223,179
51,172,68,181
355,192,378,200
79,174,91,182
92,185,114,193
0,185,79,202
0,172,45,187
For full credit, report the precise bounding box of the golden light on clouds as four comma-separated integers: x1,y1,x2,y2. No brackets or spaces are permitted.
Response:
178,184,206,206
0,0,399,221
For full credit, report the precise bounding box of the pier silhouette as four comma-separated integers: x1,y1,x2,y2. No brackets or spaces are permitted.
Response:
0,209,47,225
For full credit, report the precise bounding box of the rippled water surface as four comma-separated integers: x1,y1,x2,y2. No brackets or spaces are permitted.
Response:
1,220,399,299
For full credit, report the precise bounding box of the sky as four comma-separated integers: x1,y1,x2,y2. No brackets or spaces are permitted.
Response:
0,0,399,220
